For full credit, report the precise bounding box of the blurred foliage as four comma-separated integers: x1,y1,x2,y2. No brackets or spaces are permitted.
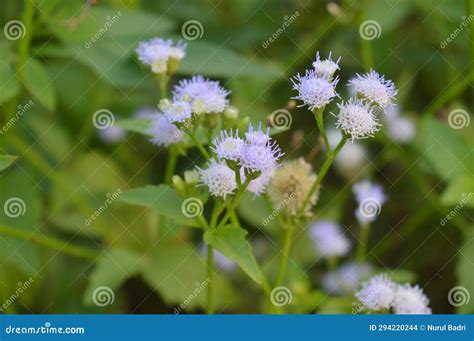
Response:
0,0,472,314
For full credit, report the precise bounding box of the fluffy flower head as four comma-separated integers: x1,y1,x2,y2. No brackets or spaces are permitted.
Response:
312,51,340,77
160,99,192,123
198,160,237,199
268,158,317,216
147,113,183,147
136,38,186,74
335,98,379,140
393,284,431,314
353,179,387,205
348,70,397,109
211,130,245,162
291,70,339,110
355,274,396,311
322,262,372,295
245,123,271,146
173,76,230,114
309,220,351,258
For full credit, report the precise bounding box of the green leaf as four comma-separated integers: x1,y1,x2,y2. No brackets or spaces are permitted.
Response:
441,176,474,208
237,192,279,233
114,118,151,136
118,185,200,227
84,248,143,305
0,155,17,171
416,117,472,181
141,243,234,310
0,170,41,275
204,225,261,284
0,60,20,105
456,231,474,313
24,59,56,111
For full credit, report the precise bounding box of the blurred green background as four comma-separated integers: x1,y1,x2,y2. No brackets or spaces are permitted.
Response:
0,0,472,314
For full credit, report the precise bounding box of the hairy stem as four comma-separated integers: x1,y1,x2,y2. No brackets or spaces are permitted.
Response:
275,221,294,287
313,107,331,155
164,146,179,184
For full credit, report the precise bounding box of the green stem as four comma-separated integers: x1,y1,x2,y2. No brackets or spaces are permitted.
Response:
275,221,294,287
158,74,169,99
164,147,178,184
300,136,347,215
358,0,374,71
187,132,210,160
0,225,97,260
313,107,331,155
206,245,215,314
356,222,371,262
216,178,251,229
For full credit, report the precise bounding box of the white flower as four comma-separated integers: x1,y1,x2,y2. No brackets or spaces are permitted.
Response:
353,179,387,205
98,126,126,144
136,38,186,74
160,99,192,123
322,262,373,295
291,70,339,110
211,130,245,162
147,113,183,147
392,284,431,314
348,70,397,109
309,220,351,258
241,169,273,197
355,274,396,312
173,76,230,114
327,129,368,177
198,160,237,199
334,98,379,140
312,51,340,77
386,114,416,144
245,123,270,146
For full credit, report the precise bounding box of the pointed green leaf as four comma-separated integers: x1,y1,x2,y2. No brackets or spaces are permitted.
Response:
204,225,261,284
24,59,56,111
0,155,17,171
